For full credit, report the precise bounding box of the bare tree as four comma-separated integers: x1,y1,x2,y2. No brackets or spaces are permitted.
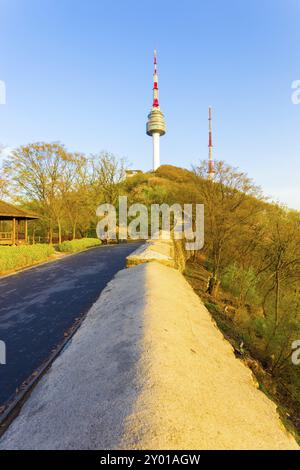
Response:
4,142,80,243
193,160,264,295
90,152,126,205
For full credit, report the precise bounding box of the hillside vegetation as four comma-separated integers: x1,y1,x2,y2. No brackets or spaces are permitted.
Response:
122,163,300,436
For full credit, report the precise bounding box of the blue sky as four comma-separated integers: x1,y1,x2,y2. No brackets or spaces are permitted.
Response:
0,0,299,208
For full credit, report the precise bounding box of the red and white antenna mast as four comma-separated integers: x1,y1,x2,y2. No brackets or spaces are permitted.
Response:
208,106,215,180
152,49,159,108
146,49,166,170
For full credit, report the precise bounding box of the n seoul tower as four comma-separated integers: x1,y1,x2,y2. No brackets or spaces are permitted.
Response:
146,49,166,171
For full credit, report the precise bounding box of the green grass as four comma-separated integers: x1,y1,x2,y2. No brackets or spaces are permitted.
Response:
57,238,101,253
0,244,55,274
0,238,102,275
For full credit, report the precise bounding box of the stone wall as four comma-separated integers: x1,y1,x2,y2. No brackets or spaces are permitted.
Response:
126,233,194,272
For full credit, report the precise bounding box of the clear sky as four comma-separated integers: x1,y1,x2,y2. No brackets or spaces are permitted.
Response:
0,0,299,208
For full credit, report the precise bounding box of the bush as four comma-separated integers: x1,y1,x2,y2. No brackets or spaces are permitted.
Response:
0,244,55,274
221,263,259,305
57,238,101,253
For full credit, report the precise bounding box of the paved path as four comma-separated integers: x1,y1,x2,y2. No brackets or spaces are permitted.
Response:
0,262,297,449
0,243,141,405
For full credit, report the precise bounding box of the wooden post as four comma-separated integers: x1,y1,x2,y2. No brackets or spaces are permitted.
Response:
12,218,16,245
25,219,28,244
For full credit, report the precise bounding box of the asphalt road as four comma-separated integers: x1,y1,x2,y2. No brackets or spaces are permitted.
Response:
0,242,141,406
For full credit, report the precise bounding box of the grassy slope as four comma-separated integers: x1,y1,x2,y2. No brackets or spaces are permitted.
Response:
184,258,300,444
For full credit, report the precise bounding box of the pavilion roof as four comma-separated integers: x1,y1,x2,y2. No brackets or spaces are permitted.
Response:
0,200,39,219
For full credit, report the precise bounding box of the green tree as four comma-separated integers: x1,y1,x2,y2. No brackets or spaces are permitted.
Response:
4,142,81,243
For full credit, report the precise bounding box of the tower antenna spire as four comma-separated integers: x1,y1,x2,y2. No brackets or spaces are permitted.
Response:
208,106,215,180
146,49,166,171
153,49,159,108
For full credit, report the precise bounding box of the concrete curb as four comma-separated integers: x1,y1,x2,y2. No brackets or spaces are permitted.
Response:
126,231,193,272
126,239,175,268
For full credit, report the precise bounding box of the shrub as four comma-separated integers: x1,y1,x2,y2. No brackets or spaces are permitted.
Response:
221,263,259,305
205,301,222,316
0,244,55,274
57,238,101,253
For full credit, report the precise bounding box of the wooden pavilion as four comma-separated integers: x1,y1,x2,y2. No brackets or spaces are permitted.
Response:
0,200,38,245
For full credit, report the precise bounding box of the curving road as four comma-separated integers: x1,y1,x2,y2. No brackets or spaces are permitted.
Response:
0,242,141,406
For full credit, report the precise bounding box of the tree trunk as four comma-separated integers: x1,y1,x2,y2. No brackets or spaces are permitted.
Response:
274,269,280,327
207,275,220,298
72,222,77,240
57,220,62,245
212,278,220,298
49,223,53,244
